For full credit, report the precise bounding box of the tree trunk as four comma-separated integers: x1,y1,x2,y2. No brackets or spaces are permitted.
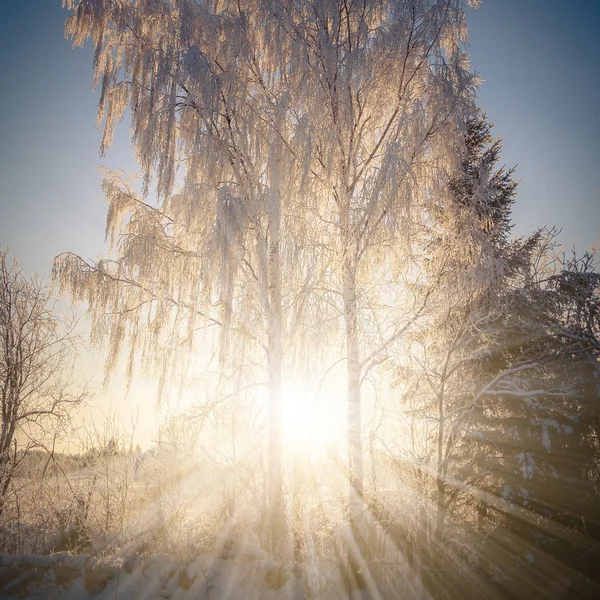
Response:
434,479,446,543
434,382,447,545
0,424,15,519
267,169,287,556
0,465,11,519
342,219,366,593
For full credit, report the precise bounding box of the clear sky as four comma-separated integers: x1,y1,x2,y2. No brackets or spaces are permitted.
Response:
0,0,598,444
467,0,600,251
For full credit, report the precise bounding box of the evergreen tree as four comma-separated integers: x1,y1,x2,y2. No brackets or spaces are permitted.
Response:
411,113,600,599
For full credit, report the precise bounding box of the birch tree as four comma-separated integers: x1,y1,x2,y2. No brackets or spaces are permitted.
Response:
56,0,315,555
264,0,478,589
57,1,480,578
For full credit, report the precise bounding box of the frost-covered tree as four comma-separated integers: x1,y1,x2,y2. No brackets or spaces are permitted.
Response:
379,113,518,586
0,248,87,517
451,239,600,600
56,0,479,569
264,1,478,588
395,115,600,598
56,0,317,555
526,248,600,596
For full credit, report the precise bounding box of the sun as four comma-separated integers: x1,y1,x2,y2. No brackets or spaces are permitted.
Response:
280,381,344,460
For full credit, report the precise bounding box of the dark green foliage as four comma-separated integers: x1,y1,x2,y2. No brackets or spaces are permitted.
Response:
448,112,517,245
424,112,600,599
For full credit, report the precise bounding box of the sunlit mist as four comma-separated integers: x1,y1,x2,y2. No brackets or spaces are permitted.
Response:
0,1,598,600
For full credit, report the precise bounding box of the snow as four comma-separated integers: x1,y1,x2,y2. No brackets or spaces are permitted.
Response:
0,550,338,600
516,452,535,480
541,425,551,452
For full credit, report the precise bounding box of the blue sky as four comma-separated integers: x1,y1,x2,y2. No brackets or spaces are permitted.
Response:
468,0,600,252
0,0,136,275
0,1,598,277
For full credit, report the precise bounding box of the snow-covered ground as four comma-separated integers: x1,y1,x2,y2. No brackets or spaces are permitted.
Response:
0,542,346,600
